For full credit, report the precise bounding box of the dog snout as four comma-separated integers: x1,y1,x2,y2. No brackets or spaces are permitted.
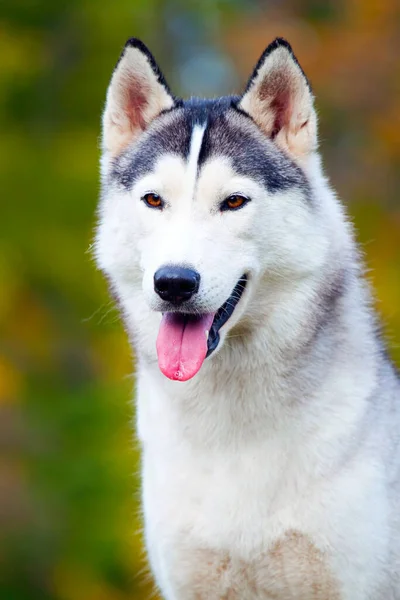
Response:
154,266,200,305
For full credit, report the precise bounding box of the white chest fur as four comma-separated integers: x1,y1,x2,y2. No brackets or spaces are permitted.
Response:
142,448,342,600
136,362,386,600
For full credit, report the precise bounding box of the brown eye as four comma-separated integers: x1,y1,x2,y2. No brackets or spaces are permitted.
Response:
221,194,250,212
142,192,163,209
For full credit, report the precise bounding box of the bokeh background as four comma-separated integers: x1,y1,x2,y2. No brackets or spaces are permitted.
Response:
1,1,400,599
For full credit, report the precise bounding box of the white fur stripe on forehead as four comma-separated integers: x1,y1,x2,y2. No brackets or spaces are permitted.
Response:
102,40,175,158
239,39,317,161
184,123,207,199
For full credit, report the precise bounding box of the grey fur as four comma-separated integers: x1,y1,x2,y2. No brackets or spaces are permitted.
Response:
110,108,191,190
111,97,309,198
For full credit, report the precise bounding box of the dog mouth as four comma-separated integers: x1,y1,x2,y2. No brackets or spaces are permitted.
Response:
156,274,248,382
206,274,248,358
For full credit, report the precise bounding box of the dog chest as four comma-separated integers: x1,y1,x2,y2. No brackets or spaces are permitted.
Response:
142,450,343,599
164,530,341,599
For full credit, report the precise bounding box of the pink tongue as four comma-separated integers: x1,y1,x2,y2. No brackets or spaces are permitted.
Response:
156,313,215,381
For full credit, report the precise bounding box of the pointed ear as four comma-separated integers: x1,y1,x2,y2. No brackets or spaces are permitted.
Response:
239,38,317,160
102,39,176,157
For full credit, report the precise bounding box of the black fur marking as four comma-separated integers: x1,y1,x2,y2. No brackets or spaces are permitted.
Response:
110,111,191,189
183,96,240,124
196,101,310,195
108,37,311,196
243,37,312,95
110,95,310,197
111,98,240,190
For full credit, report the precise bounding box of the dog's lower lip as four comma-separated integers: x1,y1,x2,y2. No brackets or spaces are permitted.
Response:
206,274,248,358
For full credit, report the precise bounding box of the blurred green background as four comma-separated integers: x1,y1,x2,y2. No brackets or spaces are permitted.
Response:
1,1,399,599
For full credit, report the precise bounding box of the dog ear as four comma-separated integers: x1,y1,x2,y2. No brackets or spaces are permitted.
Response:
102,39,176,157
239,38,317,160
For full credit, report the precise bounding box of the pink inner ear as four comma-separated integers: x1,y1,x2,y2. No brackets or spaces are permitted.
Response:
259,74,292,139
126,82,148,131
270,89,291,139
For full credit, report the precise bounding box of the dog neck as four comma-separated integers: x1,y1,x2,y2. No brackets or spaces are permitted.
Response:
136,258,381,452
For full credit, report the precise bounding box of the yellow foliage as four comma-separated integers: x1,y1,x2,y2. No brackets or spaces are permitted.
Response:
0,354,22,403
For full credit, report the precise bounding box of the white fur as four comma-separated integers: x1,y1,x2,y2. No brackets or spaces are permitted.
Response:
96,42,400,600
239,44,318,163
186,123,207,197
102,44,174,157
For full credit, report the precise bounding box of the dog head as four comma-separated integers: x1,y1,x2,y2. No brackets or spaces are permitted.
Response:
96,38,331,382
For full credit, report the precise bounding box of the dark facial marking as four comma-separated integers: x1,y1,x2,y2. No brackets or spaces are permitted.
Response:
198,105,310,194
110,97,238,190
110,109,191,189
110,96,309,198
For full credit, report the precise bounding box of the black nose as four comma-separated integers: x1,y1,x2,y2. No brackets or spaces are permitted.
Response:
154,266,200,304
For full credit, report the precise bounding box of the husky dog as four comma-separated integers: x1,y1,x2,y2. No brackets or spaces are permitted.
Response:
95,37,400,599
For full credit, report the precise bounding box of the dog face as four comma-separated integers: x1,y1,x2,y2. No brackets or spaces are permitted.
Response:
96,38,329,381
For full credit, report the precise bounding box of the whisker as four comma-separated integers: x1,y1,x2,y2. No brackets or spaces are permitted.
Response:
82,301,117,324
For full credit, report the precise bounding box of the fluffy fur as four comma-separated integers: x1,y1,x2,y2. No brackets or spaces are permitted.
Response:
95,37,400,599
